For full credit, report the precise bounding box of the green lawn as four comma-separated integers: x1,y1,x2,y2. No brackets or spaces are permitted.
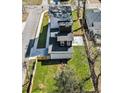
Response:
68,46,94,91
32,62,58,93
32,46,94,93
37,12,49,48
72,10,83,35
22,62,35,93
23,0,42,5
94,55,101,76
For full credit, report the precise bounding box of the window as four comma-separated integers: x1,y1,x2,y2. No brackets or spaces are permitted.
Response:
67,41,71,46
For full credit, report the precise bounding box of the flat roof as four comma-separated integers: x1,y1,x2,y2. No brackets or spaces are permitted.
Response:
49,5,72,20
57,33,73,41
85,9,101,30
49,37,72,53
50,28,59,32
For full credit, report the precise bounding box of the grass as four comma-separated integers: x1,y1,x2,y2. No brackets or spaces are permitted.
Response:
23,0,42,5
48,0,51,4
22,73,29,93
37,12,49,48
68,46,94,91
72,10,83,36
32,62,58,93
32,46,94,93
22,62,35,93
94,55,101,76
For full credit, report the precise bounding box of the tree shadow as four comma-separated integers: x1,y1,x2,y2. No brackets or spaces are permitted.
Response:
73,27,82,32
73,19,78,22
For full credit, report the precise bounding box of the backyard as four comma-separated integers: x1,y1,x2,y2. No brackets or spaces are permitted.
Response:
31,46,94,93
37,12,49,48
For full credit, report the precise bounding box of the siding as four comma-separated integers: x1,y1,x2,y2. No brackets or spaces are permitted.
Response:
51,53,72,59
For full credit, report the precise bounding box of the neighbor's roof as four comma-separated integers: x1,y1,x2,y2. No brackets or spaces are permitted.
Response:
49,5,72,20
85,9,101,31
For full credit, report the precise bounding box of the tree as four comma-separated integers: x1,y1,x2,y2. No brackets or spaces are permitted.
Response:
54,66,81,93
82,0,86,26
81,0,101,92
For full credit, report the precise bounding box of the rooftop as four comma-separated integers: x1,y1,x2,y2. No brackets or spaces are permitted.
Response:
50,28,59,32
85,9,101,31
57,32,73,41
48,4,73,55
49,37,72,53
49,5,72,20
58,20,72,27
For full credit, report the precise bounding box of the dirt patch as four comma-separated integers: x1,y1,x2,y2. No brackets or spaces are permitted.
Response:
39,83,46,90
57,63,66,71
22,12,29,22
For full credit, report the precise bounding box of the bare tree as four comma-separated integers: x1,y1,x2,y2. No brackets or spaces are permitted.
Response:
77,0,80,18
54,66,91,93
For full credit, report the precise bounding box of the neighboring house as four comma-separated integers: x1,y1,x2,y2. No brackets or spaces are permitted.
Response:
48,5,73,59
85,8,101,45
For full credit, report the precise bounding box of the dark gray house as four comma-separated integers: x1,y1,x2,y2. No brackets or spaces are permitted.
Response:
85,8,101,45
48,5,73,59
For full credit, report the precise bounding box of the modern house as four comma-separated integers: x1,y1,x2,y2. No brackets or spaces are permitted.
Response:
48,5,73,59
85,8,101,45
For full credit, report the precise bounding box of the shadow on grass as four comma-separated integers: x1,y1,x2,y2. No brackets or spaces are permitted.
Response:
73,27,82,32
38,59,71,66
37,24,48,48
73,19,78,22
